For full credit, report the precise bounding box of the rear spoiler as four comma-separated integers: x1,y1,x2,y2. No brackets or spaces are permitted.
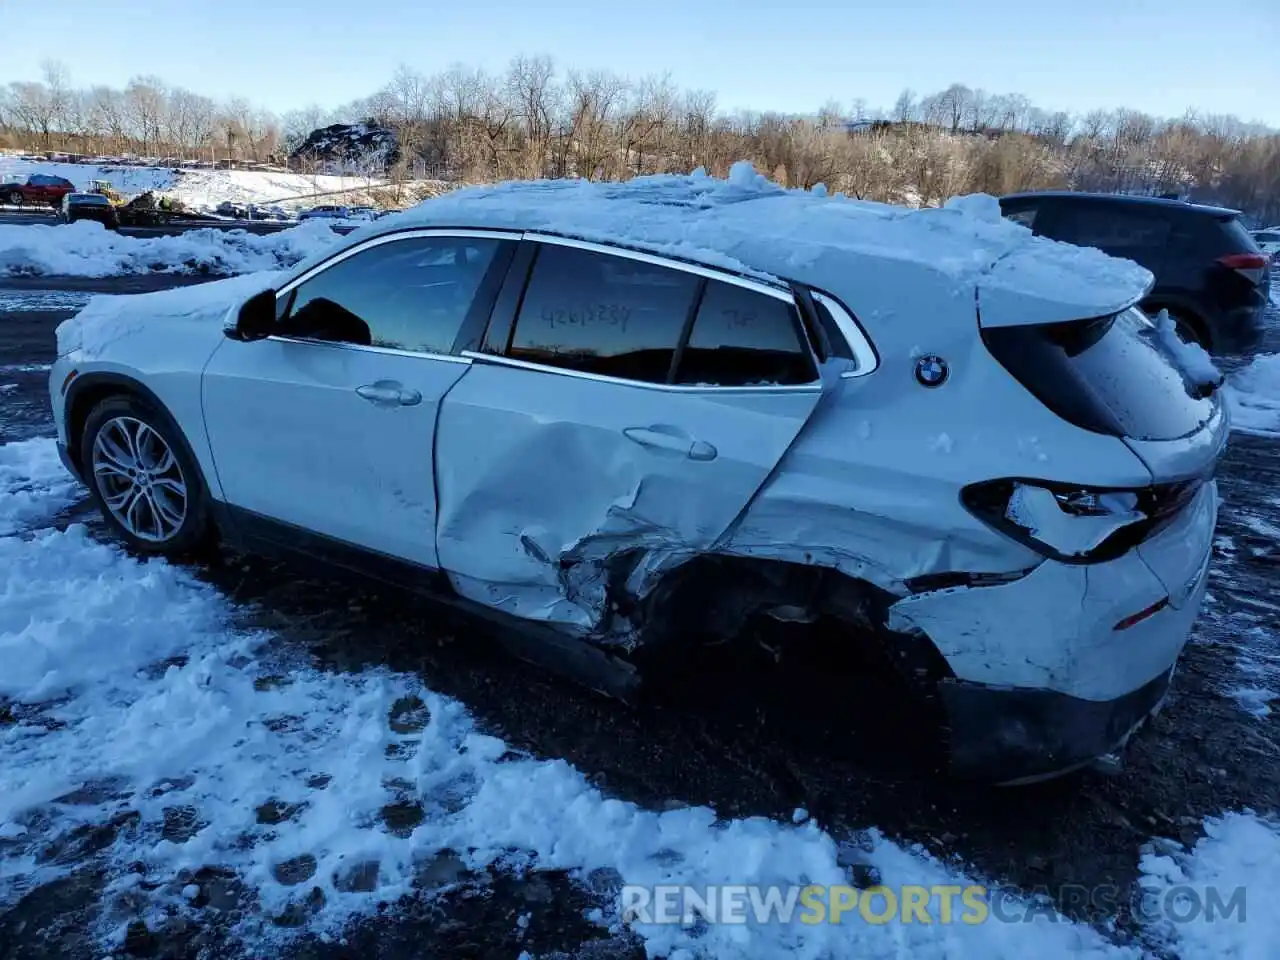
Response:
977,247,1155,329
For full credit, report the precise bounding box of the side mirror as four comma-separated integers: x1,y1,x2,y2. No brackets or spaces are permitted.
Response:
226,288,276,341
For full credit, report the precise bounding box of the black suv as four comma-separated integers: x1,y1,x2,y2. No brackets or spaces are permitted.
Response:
999,192,1271,354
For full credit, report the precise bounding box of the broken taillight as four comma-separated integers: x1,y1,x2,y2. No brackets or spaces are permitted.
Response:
961,478,1200,565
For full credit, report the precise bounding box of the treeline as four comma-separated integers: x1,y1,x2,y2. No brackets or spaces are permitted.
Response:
3,57,1278,223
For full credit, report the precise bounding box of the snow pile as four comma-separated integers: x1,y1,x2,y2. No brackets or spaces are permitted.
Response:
1226,353,1280,437
0,219,340,279
56,270,285,358
1138,812,1280,960
402,165,1154,323
1152,310,1223,390
0,157,385,213
0,437,81,536
0,437,1175,958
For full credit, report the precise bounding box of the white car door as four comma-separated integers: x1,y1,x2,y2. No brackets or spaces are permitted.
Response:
201,229,518,569
434,238,825,631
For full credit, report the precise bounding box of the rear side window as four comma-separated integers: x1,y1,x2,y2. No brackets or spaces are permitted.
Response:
1220,217,1263,254
508,244,699,383
674,280,816,385
1255,232,1280,244
983,308,1214,442
1045,204,1171,249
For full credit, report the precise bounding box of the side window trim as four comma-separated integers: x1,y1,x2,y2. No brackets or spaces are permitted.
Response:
274,227,523,300
269,228,521,361
809,290,880,378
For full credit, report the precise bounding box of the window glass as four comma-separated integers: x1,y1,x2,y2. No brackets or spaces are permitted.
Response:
277,236,500,352
674,280,815,386
508,244,699,383
982,307,1214,442
1046,204,1171,249
1003,206,1039,229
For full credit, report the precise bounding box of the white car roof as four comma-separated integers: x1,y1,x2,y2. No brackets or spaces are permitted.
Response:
289,163,1154,329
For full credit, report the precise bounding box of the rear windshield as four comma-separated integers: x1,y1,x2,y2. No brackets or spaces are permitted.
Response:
71,194,109,204
982,307,1215,442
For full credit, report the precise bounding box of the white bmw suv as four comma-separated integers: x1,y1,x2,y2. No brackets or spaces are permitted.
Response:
50,167,1228,784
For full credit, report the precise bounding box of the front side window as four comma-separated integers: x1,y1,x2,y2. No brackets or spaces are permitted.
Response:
674,280,815,385
277,236,502,353
507,244,699,383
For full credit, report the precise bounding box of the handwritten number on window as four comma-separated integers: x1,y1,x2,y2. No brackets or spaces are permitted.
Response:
542,304,632,334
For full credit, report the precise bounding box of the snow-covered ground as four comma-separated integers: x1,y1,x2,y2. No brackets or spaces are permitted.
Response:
0,157,385,213
0,219,343,278
0,436,1278,957
1226,353,1280,438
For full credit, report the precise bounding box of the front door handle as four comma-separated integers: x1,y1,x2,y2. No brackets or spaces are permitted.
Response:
623,426,718,461
356,380,422,407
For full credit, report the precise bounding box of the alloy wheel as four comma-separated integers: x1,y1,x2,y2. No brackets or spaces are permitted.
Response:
91,416,189,542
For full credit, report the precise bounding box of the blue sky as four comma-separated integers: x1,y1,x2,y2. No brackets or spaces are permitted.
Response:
6,0,1278,125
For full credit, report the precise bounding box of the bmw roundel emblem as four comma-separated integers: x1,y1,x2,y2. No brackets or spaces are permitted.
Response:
914,354,949,387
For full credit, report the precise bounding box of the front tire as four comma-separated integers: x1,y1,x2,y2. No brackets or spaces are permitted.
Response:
79,394,213,556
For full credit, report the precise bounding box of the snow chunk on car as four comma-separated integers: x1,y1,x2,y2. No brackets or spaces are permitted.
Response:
1151,308,1224,391
397,165,1154,322
55,270,284,359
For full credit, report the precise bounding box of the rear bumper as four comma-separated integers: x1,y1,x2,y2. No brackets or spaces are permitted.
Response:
888,481,1217,783
941,667,1172,784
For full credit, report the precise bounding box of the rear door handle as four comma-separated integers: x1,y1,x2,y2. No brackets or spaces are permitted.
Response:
623,426,717,461
356,380,422,407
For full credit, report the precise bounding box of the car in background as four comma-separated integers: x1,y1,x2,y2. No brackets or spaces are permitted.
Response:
215,201,250,220
251,205,292,222
347,205,378,221
1251,228,1280,263
49,173,1228,784
298,204,351,221
999,192,1271,354
3,173,76,207
58,192,120,229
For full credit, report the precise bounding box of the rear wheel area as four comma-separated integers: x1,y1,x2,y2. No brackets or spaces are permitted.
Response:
79,394,214,556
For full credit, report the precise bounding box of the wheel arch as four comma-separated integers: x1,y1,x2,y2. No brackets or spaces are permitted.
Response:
628,551,955,689
64,372,217,504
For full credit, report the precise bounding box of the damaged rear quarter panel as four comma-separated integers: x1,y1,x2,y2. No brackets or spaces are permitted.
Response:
720,287,1154,593
433,359,822,632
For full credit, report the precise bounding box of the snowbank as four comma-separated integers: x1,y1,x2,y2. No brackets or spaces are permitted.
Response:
1,435,1277,958
0,219,341,278
0,157,383,212
1226,353,1280,438
0,437,81,536
1138,812,1280,960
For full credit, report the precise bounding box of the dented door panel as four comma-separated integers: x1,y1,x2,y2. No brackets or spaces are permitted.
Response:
433,358,823,632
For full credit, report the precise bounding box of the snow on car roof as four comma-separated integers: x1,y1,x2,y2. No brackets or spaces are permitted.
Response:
371,161,1153,326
